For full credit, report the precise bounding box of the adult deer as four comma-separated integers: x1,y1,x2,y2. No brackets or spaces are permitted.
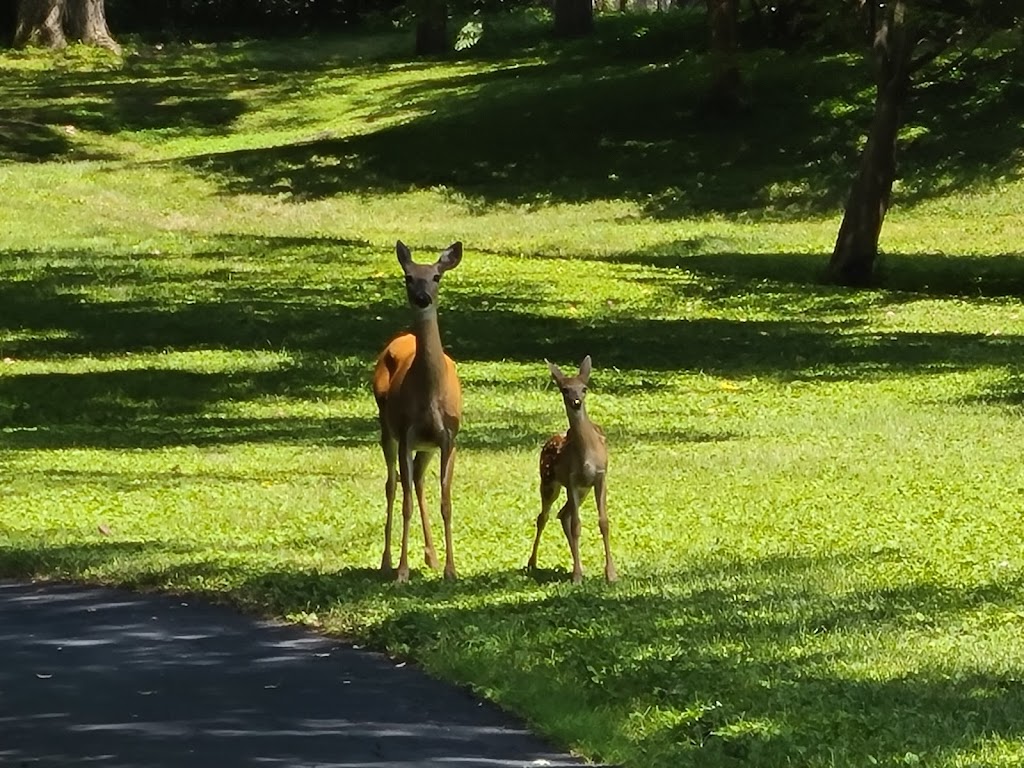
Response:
528,356,617,584
372,240,463,582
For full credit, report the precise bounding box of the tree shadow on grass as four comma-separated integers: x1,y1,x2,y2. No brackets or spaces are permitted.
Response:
5,237,1024,449
619,243,1024,300
0,119,74,162
185,41,1023,219
360,555,1024,766
0,33,450,162
5,540,1022,767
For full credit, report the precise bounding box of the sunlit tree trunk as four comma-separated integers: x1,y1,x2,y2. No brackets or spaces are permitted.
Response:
14,0,66,49
828,0,913,286
64,0,119,52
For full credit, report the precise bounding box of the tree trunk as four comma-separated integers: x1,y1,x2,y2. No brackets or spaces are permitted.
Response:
64,0,119,53
828,0,913,286
14,0,66,49
554,0,593,38
414,0,447,55
705,0,741,114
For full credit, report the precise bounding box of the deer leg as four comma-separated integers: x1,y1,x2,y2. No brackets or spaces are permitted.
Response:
595,472,617,582
413,451,440,569
528,480,560,571
439,435,458,580
380,436,398,574
396,435,416,583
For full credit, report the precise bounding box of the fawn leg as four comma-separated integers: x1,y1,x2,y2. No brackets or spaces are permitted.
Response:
380,436,398,574
528,480,560,571
559,487,584,584
594,472,617,582
439,436,458,580
413,451,440,569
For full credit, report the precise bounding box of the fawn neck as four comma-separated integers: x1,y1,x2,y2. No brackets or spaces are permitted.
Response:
410,307,448,389
566,403,600,442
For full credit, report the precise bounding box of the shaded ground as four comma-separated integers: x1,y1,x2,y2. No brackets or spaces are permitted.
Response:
0,579,594,768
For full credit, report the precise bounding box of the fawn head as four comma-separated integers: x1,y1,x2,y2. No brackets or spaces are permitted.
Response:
548,355,592,413
396,240,462,311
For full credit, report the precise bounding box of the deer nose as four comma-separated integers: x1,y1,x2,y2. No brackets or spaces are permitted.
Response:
571,398,581,409
411,291,432,308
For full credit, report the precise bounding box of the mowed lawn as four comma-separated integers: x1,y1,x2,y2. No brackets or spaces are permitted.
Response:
3,20,1024,767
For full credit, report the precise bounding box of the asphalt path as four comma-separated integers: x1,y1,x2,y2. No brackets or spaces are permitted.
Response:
0,580,596,768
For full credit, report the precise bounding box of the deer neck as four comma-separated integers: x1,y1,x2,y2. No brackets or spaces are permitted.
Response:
410,307,448,389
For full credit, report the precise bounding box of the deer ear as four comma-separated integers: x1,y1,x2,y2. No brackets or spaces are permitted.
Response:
578,355,592,384
547,360,566,385
396,240,413,267
438,241,463,272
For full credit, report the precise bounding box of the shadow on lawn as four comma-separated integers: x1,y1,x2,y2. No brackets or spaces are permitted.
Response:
185,41,1023,218
3,540,1022,766
3,19,1020,208
631,242,1024,300
0,35,435,162
262,553,1024,767
5,236,1024,448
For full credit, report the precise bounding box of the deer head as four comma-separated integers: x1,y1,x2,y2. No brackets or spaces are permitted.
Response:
396,240,462,311
548,355,592,413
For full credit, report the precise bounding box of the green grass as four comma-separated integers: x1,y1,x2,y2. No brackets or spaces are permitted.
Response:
3,17,1024,767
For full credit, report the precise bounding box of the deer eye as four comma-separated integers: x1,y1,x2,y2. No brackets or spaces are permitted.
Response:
560,388,569,395
404,275,413,284
582,387,587,394
432,274,441,283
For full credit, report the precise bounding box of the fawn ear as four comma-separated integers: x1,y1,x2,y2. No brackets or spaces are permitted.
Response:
438,241,463,272
578,355,592,384
547,360,566,385
396,240,413,267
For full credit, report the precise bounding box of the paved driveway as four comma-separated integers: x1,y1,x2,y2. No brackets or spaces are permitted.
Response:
0,580,592,768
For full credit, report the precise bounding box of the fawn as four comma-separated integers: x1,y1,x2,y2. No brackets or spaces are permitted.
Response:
528,355,617,583
372,241,463,582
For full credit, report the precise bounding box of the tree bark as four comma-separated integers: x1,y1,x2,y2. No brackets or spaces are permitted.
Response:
64,0,119,53
14,0,66,49
554,0,593,38
414,0,447,55
828,0,913,286
705,0,742,114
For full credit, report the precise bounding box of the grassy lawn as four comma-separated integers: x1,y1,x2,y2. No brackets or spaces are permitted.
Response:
3,16,1024,767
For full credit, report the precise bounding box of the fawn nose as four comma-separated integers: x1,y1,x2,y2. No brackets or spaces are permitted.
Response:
410,290,432,308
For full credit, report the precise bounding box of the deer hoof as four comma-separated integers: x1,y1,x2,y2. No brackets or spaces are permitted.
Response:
380,555,393,575
571,571,583,585
396,566,410,583
425,549,440,570
605,568,618,583
443,565,457,581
